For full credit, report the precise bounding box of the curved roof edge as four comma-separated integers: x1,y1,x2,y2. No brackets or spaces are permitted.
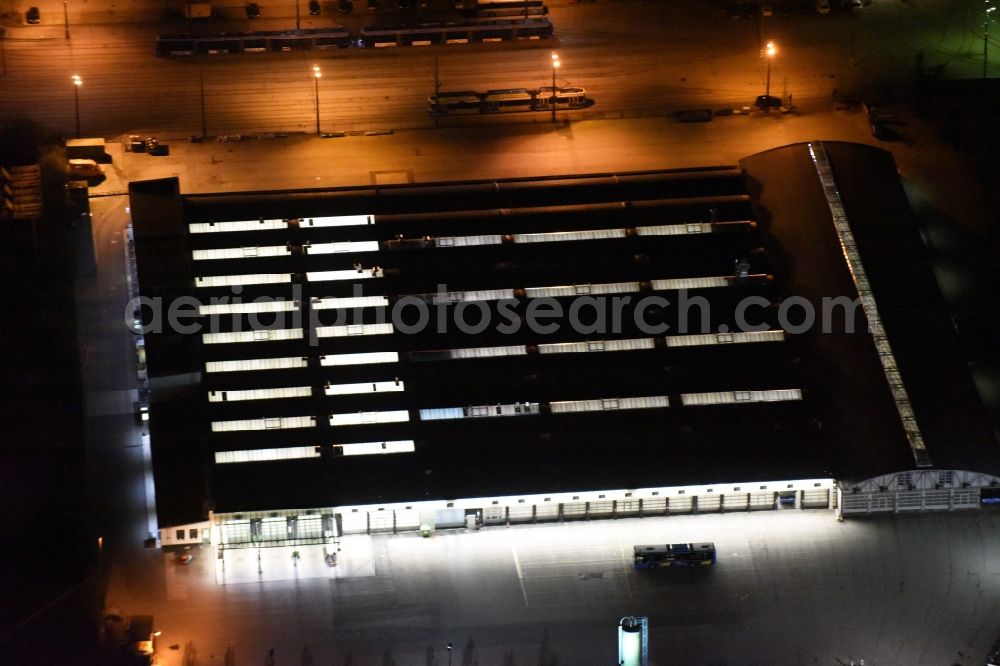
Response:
841,468,1000,492
740,140,890,163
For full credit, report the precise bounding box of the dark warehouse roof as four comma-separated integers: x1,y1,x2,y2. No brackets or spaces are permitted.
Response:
130,148,998,526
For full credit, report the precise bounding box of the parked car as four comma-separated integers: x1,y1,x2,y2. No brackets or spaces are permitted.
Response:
754,95,782,109
675,108,713,123
308,0,321,14
337,0,354,12
25,6,41,23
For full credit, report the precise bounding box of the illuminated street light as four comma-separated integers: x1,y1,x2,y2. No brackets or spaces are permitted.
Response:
986,0,997,79
312,64,322,135
550,51,561,123
765,40,777,110
72,74,82,137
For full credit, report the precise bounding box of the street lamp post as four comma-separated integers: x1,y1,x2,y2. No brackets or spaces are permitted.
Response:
312,65,322,135
986,1,997,79
199,68,208,140
764,40,777,109
64,0,70,40
72,74,82,137
446,642,453,666
550,51,560,123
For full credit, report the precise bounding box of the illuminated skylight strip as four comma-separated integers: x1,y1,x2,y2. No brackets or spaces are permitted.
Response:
196,273,292,288
679,389,803,406
319,351,399,366
213,439,415,464
524,282,640,298
329,410,410,426
202,329,303,345
312,296,389,310
665,330,785,347
307,268,383,281
306,241,380,255
211,416,317,432
192,246,290,260
206,357,308,373
208,386,312,402
408,338,660,362
436,234,503,247
423,289,516,303
315,323,394,338
449,345,525,359
215,446,320,464
538,338,656,353
549,395,669,413
650,277,730,290
324,380,404,396
189,219,287,234
398,222,726,250
420,402,540,420
338,440,414,455
199,301,298,316
808,141,931,468
514,228,628,243
636,223,713,236
407,346,527,362
299,215,374,228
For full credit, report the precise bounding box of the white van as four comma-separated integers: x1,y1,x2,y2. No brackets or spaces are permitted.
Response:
815,0,830,13
67,158,103,179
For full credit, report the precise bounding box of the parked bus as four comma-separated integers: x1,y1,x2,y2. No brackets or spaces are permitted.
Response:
633,542,716,568
427,91,484,114
156,27,350,56
429,86,589,115
475,0,545,6
357,16,552,47
471,0,548,18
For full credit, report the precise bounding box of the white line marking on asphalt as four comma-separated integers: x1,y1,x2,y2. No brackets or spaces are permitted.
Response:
511,544,529,608
618,538,634,602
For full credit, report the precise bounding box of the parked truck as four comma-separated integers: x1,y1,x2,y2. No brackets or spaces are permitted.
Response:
65,138,107,162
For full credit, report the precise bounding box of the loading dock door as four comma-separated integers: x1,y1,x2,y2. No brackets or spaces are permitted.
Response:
801,489,830,509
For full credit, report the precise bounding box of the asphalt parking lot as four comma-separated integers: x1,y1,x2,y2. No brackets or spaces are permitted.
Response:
124,509,1000,666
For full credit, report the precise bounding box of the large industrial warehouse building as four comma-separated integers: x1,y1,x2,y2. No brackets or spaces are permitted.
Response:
127,142,1000,552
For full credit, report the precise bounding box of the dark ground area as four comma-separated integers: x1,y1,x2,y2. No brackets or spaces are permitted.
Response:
0,134,102,664
910,78,1000,430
